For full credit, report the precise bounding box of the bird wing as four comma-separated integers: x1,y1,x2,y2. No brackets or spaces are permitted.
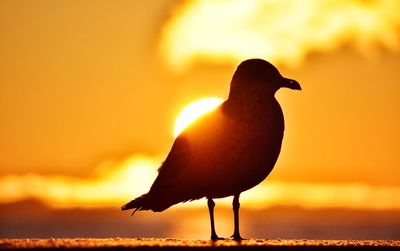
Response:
147,99,284,205
148,104,234,200
155,134,191,186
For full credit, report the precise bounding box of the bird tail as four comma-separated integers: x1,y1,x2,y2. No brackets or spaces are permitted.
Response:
121,192,185,214
121,194,148,216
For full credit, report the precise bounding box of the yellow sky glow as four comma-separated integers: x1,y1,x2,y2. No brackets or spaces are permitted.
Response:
0,1,399,211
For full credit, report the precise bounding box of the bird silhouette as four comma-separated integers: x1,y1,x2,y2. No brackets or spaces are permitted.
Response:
121,59,301,240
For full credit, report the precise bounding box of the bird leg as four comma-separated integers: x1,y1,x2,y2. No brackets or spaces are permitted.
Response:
231,194,243,241
207,198,222,241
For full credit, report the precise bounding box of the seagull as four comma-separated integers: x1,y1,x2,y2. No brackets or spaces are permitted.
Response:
121,59,301,240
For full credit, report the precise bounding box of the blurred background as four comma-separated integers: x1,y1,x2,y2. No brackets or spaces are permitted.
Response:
0,0,399,239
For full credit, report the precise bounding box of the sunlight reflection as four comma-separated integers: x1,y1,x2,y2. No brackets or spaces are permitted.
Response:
173,209,232,239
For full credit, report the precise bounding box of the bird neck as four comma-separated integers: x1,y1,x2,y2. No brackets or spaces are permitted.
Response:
223,92,278,117
228,81,278,100
229,89,277,105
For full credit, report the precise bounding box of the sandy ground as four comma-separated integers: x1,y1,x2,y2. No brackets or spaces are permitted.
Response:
0,238,399,250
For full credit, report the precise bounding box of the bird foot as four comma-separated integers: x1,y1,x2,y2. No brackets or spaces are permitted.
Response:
231,234,244,241
211,234,225,241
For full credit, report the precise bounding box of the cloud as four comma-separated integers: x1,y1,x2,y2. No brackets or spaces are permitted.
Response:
0,154,160,207
0,154,399,209
160,0,400,70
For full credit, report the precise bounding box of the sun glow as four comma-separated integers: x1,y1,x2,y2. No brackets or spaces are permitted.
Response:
174,97,224,137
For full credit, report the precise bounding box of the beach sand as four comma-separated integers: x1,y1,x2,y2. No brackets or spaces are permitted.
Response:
1,238,399,250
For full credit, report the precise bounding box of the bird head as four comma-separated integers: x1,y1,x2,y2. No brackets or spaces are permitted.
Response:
229,59,301,99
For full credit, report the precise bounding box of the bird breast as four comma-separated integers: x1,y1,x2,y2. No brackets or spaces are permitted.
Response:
181,98,285,197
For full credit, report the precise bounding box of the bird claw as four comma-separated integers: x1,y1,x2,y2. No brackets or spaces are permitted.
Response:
231,234,244,241
211,235,225,241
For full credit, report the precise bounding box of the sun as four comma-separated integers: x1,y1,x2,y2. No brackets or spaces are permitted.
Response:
174,97,224,137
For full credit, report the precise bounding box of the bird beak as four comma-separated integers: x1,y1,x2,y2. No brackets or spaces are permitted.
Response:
280,77,301,90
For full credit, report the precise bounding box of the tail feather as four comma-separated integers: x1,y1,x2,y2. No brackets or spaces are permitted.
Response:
121,194,148,216
122,192,189,214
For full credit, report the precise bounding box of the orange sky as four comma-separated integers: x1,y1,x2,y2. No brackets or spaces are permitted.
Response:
0,1,399,208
